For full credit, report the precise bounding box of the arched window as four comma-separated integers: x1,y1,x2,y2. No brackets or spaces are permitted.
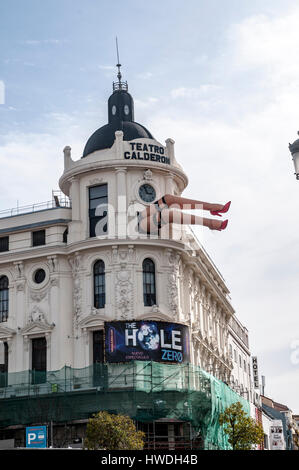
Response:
142,258,156,306
94,260,105,309
0,276,9,322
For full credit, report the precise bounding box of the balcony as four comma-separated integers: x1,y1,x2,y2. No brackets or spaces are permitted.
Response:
0,193,71,220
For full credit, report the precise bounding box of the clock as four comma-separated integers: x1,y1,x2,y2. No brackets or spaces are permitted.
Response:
138,184,156,203
112,105,117,115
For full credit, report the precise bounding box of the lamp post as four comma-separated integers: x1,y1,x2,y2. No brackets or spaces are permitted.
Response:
288,131,299,179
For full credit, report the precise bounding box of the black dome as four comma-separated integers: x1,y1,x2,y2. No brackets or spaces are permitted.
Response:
82,85,154,158
83,121,153,157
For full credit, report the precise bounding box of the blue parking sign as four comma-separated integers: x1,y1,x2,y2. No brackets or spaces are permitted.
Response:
26,426,47,448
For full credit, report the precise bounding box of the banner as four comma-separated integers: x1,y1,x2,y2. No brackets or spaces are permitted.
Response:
105,321,190,364
270,420,285,450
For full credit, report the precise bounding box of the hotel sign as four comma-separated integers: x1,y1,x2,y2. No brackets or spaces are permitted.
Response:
252,356,260,389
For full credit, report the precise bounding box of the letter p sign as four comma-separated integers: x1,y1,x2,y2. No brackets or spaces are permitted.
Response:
28,433,36,444
26,426,47,448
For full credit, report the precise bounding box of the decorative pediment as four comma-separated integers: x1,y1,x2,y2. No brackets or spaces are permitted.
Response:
78,313,105,330
21,320,54,337
137,307,175,323
0,325,16,341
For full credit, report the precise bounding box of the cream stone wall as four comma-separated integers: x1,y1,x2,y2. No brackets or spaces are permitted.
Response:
0,129,245,393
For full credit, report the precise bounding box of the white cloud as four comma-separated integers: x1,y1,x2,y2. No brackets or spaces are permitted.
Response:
134,97,158,109
228,10,299,78
136,72,154,80
171,84,221,99
0,113,90,211
266,369,299,412
22,39,64,45
147,6,299,412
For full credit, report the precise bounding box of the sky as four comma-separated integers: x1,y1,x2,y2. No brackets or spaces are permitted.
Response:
0,0,299,412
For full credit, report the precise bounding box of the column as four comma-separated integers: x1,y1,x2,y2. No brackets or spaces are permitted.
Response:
115,167,127,239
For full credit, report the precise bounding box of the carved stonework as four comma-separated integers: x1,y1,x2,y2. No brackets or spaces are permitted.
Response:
47,255,57,273
30,288,48,302
143,169,152,181
166,250,180,319
14,261,24,278
112,246,118,263
68,253,83,329
111,245,135,265
21,318,54,341
50,276,60,287
16,280,25,291
115,267,133,320
79,312,105,331
28,305,46,323
89,177,103,186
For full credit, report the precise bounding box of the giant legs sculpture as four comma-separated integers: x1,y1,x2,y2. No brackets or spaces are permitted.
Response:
138,194,231,234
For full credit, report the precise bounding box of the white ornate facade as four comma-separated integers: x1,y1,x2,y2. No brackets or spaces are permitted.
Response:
0,78,249,389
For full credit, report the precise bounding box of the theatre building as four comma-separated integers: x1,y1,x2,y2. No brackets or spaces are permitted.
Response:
0,72,252,449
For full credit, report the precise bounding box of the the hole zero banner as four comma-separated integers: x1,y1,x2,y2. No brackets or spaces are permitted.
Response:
104,320,190,363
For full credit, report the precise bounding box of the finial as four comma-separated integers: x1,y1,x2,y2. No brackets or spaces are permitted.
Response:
113,37,128,92
116,36,122,84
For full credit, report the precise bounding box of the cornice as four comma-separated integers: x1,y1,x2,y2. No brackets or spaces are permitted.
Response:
21,320,54,336
59,158,188,196
0,324,16,340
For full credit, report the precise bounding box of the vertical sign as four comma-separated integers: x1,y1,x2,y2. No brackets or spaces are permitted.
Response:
252,356,259,389
26,426,47,448
270,421,285,450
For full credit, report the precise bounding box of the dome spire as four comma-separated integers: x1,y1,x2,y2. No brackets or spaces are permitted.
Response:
116,36,122,84
113,37,128,92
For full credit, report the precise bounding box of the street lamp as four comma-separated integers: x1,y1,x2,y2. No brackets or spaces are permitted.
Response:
289,131,299,179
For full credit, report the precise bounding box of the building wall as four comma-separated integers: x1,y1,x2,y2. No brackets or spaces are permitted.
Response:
227,316,252,401
0,129,250,394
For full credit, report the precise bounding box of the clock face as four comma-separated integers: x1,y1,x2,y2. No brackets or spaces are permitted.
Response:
112,105,117,115
124,104,129,115
138,184,156,203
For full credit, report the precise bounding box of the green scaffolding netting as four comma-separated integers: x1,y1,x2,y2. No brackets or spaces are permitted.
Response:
0,361,250,449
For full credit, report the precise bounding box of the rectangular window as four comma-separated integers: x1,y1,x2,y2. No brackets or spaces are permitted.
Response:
0,237,9,252
32,230,46,247
0,342,8,387
93,330,104,364
31,337,47,384
93,330,105,387
89,184,108,237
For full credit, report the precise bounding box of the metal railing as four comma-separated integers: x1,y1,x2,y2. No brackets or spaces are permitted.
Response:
0,198,71,219
113,80,128,92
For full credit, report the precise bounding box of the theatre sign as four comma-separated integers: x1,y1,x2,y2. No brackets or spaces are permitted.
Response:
123,140,170,165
